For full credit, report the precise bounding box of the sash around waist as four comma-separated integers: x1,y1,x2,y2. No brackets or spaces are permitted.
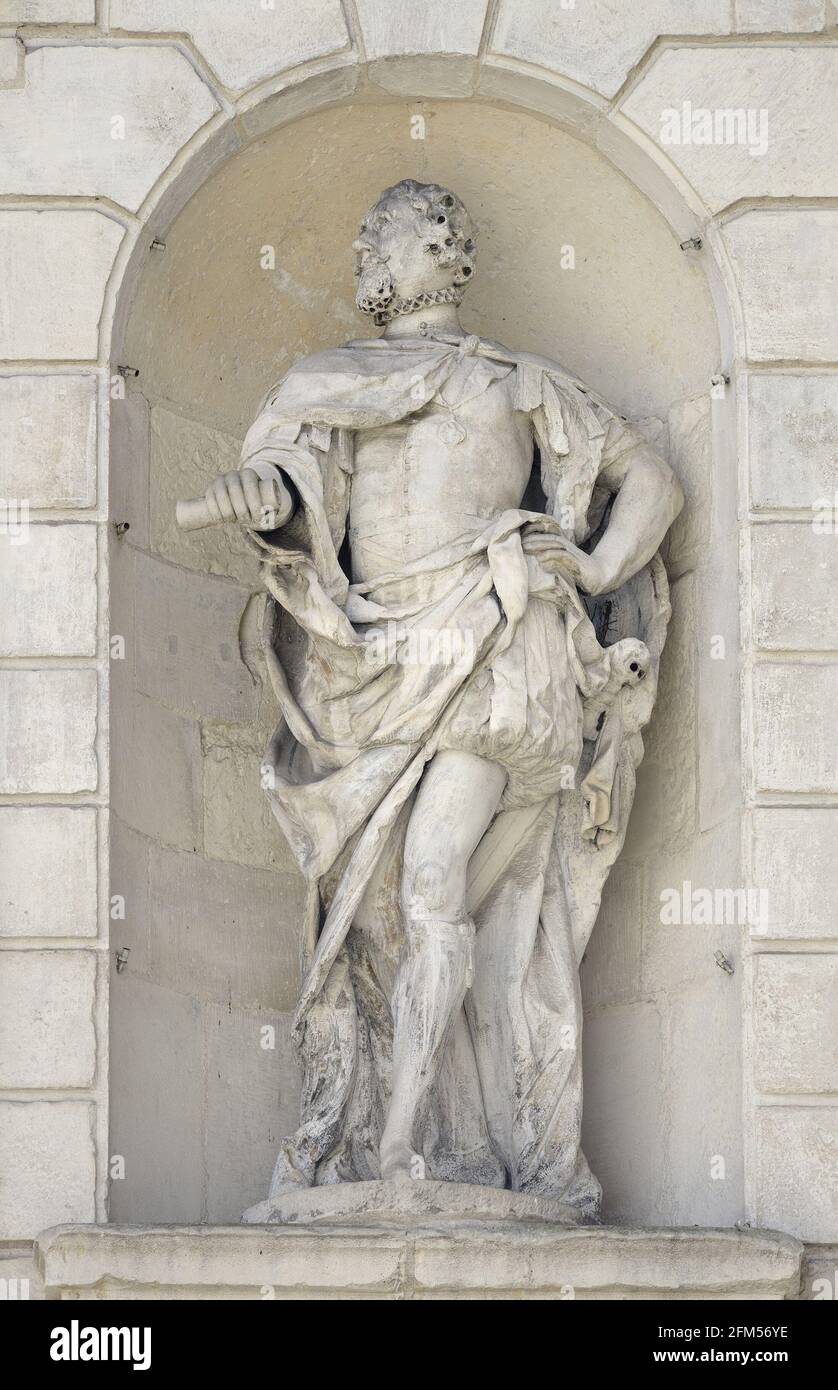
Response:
348,509,496,542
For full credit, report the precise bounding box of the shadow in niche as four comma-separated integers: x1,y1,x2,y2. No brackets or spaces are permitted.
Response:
106,95,740,1231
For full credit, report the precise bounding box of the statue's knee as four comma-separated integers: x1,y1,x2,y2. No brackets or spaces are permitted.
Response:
401,855,463,922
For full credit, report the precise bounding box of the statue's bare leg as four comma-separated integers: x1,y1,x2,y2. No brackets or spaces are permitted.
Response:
380,749,507,1180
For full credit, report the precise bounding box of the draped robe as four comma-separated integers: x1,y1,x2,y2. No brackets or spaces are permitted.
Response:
240,334,671,1217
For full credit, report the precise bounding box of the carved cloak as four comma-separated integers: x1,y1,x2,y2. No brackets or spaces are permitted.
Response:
241,334,671,1214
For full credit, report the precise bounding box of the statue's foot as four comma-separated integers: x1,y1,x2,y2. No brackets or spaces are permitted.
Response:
379,1129,417,1182
429,1146,507,1189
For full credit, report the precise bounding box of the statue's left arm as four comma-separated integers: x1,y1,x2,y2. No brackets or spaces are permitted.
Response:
583,419,684,595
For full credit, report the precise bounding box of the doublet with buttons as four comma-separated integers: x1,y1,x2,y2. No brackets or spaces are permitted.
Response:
349,356,530,582
237,332,673,1208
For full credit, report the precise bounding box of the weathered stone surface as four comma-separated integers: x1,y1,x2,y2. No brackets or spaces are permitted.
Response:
753,955,838,1094
107,524,136,696
147,843,302,1012
0,950,96,1087
132,548,256,721
0,47,217,211
110,685,201,849
0,1102,96,1241
356,0,487,57
201,718,298,871
752,523,837,650
582,1001,664,1224
0,374,97,508
0,806,97,937
666,393,711,577
366,53,477,100
108,975,203,1224
244,1178,582,1227
0,2,95,18
109,390,149,546
109,814,151,974
149,406,259,584
0,211,123,360
623,48,838,210
238,60,359,139
477,57,603,136
491,0,730,98
0,523,97,657
623,575,696,856
735,0,825,31
751,808,838,939
663,980,743,1227
756,1109,838,1241
580,860,643,1007
205,1005,301,1222
722,211,838,362
752,663,838,793
36,1223,803,1300
413,1225,798,1298
109,0,349,92
588,929,743,1229
0,35,20,85
40,1223,406,1297
692,382,740,837
0,669,97,793
641,819,742,993
748,373,838,512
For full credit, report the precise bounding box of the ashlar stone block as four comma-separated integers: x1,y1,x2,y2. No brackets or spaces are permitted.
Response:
0,47,217,212
752,523,837,650
0,375,97,508
0,211,123,360
0,523,97,657
0,950,96,1087
752,663,838,794
623,48,838,210
0,669,98,793
748,374,838,512
0,1101,95,1241
722,211,838,362
109,0,349,92
0,806,97,937
0,2,95,18
491,0,730,99
735,0,825,31
755,1108,838,1241
751,808,838,939
753,955,838,1094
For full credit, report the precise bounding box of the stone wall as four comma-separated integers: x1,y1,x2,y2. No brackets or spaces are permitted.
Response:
108,95,734,1226
1,0,836,1288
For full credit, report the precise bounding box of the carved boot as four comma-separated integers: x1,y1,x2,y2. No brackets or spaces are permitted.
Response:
380,915,476,1180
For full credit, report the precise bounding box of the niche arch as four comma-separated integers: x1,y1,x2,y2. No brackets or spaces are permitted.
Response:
105,67,742,1226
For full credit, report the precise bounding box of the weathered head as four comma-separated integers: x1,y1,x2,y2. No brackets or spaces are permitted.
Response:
353,179,477,321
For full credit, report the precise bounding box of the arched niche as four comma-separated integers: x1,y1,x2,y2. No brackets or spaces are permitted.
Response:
107,86,741,1226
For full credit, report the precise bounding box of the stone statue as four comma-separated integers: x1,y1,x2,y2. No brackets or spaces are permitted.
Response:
177,180,683,1222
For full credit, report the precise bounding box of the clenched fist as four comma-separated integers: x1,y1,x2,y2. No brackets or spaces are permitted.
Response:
203,468,295,531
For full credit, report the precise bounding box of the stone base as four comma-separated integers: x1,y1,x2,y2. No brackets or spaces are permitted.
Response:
241,1177,585,1228
36,1221,803,1300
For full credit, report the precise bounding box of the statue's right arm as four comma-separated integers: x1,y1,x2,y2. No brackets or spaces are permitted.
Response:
200,462,297,532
